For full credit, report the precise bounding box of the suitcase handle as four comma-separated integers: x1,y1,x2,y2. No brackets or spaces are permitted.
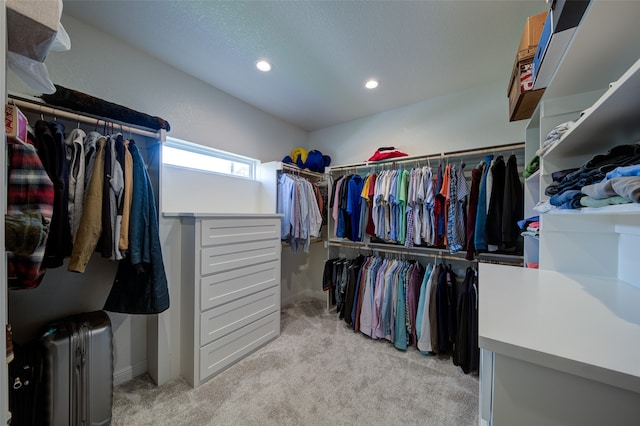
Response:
78,322,89,426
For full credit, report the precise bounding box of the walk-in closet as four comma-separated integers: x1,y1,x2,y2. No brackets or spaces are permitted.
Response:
3,1,640,425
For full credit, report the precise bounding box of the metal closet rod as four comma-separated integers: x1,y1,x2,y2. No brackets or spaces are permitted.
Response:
328,142,525,172
329,240,477,263
329,240,524,266
8,95,162,139
280,162,327,180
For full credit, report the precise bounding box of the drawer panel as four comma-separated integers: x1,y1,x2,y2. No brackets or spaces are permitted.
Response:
200,261,279,311
200,218,280,247
200,286,279,346
199,311,279,383
200,239,280,275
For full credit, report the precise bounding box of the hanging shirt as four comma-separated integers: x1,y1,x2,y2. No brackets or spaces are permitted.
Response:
474,155,494,251
454,164,469,252
278,174,296,239
7,139,55,289
416,263,433,353
398,169,409,244
346,175,364,242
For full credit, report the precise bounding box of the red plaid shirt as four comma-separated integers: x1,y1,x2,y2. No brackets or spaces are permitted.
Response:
7,140,54,289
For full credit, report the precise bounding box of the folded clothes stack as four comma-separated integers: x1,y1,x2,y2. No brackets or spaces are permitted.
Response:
536,121,575,157
544,144,640,210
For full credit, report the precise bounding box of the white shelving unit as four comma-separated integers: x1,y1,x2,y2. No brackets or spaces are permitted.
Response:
480,1,640,424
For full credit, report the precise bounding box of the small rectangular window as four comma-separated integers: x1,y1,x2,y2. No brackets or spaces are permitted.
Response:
162,137,257,179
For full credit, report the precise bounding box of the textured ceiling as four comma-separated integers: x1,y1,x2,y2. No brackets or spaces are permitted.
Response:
62,1,547,131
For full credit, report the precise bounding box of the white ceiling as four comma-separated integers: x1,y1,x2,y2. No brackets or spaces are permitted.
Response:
62,0,547,131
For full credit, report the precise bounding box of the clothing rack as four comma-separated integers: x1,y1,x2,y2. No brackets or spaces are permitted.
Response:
328,239,475,263
328,142,525,173
328,239,522,266
8,95,164,140
279,162,328,183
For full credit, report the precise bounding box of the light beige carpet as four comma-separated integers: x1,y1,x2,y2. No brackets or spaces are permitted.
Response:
112,298,479,426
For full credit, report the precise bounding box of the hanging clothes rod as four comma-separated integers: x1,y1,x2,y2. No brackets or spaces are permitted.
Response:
279,162,327,180
8,95,163,139
329,239,524,266
328,142,525,172
328,239,478,263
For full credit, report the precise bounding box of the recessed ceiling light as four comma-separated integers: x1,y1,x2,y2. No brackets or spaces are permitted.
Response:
365,79,379,89
256,60,272,72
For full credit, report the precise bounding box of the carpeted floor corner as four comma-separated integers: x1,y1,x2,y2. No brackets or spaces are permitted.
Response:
112,298,479,426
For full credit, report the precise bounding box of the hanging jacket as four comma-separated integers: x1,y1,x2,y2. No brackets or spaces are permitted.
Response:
107,135,125,260
103,140,170,314
502,154,524,250
68,137,106,273
118,139,134,251
474,155,494,251
486,156,506,250
64,128,86,242
34,120,72,267
465,165,483,260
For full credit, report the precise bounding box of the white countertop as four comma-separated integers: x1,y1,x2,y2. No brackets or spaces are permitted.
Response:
479,263,640,393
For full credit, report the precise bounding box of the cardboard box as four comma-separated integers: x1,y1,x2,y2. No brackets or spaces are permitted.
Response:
508,11,548,122
517,11,548,54
508,57,545,122
7,0,62,62
5,104,28,145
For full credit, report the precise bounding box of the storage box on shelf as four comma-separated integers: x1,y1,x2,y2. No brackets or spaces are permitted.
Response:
508,58,545,122
517,11,547,55
508,11,547,122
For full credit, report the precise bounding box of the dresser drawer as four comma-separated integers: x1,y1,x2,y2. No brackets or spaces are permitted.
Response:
200,286,279,346
199,311,279,383
200,239,280,276
200,261,279,311
200,218,280,247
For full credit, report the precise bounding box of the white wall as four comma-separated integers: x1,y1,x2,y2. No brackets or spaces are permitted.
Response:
310,81,529,165
8,15,307,162
162,166,264,215
6,14,307,386
281,243,326,306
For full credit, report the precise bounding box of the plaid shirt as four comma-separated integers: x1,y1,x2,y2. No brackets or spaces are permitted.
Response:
7,141,54,289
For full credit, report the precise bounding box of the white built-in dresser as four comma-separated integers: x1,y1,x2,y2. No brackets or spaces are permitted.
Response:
179,214,281,387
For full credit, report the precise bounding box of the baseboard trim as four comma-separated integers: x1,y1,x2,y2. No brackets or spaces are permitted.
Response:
113,360,148,386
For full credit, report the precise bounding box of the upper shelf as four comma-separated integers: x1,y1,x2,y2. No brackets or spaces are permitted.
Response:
545,203,640,217
541,56,640,169
542,0,640,100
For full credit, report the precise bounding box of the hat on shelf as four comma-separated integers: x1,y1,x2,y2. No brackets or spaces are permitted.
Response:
283,148,331,173
368,146,408,161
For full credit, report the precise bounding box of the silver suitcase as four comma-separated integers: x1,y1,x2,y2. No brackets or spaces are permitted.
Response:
41,310,113,426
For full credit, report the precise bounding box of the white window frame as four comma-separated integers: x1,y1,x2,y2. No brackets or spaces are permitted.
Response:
162,137,258,180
